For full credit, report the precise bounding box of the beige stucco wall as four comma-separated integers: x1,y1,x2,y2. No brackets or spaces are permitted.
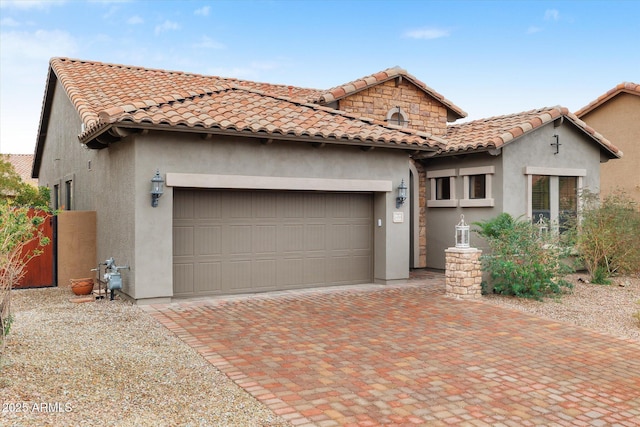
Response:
578,93,640,206
57,210,96,287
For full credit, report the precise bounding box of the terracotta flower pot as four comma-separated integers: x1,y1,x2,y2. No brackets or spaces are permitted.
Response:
70,278,94,296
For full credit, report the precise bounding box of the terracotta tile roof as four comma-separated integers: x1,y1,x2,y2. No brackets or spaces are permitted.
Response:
49,58,441,151
2,154,38,186
313,66,467,120
574,82,640,117
444,106,621,158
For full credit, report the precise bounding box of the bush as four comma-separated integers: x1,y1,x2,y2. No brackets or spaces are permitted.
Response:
0,203,50,354
576,191,640,280
474,213,573,300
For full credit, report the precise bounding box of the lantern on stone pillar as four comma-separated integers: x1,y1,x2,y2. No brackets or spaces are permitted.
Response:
455,214,470,248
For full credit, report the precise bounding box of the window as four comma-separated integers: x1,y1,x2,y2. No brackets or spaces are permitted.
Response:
427,169,456,207
435,177,450,200
532,175,550,221
469,175,486,199
63,174,75,210
53,184,60,210
65,180,72,210
526,167,584,233
385,107,409,127
459,166,494,207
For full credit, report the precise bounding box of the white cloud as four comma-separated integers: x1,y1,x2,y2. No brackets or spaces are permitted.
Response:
127,15,143,25
544,9,559,21
527,26,542,34
194,5,210,16
403,27,450,40
154,20,180,35
193,35,225,49
0,17,20,27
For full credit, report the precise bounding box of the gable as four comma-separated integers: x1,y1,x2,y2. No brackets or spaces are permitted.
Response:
575,82,640,118
337,79,451,136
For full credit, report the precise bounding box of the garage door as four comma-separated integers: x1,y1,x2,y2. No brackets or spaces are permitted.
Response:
173,189,373,297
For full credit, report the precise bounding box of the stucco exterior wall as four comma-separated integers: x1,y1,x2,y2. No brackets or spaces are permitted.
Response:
423,153,503,269
578,93,640,205
502,121,602,215
338,79,449,136
36,81,143,297
130,132,413,301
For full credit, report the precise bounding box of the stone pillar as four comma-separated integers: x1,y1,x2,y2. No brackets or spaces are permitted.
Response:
445,247,482,299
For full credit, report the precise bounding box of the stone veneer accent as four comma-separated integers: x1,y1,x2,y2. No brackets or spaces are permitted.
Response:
445,247,482,299
338,79,449,136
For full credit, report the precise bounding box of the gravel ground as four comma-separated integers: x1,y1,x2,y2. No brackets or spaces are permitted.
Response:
1,274,639,426
0,288,288,427
482,273,640,342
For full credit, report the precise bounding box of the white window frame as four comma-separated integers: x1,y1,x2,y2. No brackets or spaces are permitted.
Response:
427,169,457,207
459,166,495,207
385,107,409,127
524,166,585,221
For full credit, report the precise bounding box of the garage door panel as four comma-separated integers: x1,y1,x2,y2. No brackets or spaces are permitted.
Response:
253,259,277,290
351,224,373,250
280,224,305,252
194,193,221,219
174,189,372,297
224,260,253,292
194,262,221,293
230,225,252,254
253,225,277,253
173,263,194,295
329,224,351,250
195,226,221,256
253,192,278,218
227,193,252,218
305,224,326,251
173,226,194,257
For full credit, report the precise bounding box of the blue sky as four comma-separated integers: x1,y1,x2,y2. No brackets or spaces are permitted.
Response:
1,0,638,154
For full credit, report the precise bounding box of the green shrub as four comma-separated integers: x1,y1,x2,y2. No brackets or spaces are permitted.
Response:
474,213,573,300
576,191,640,281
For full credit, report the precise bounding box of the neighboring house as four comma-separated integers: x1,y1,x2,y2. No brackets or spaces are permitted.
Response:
32,58,620,301
575,82,640,207
422,107,621,269
3,154,38,187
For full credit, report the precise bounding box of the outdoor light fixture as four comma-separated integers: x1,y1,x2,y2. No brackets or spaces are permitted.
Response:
455,214,470,248
536,213,549,237
396,179,407,208
150,170,164,207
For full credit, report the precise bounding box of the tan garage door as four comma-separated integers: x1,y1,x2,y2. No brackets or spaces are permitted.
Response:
173,189,373,297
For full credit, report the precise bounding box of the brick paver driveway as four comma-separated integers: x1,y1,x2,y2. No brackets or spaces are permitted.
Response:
144,272,640,426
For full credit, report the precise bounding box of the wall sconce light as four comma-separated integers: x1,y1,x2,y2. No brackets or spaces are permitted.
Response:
455,214,470,248
396,179,407,208
151,170,164,207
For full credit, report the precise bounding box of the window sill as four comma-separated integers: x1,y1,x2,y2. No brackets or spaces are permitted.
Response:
459,198,494,207
427,199,458,208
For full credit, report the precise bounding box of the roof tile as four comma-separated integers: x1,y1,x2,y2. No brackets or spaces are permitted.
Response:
444,106,620,157
575,82,640,117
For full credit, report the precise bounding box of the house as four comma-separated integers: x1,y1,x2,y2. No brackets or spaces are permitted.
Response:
2,154,38,187
32,58,620,301
33,58,468,302
575,82,640,207
421,107,621,269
